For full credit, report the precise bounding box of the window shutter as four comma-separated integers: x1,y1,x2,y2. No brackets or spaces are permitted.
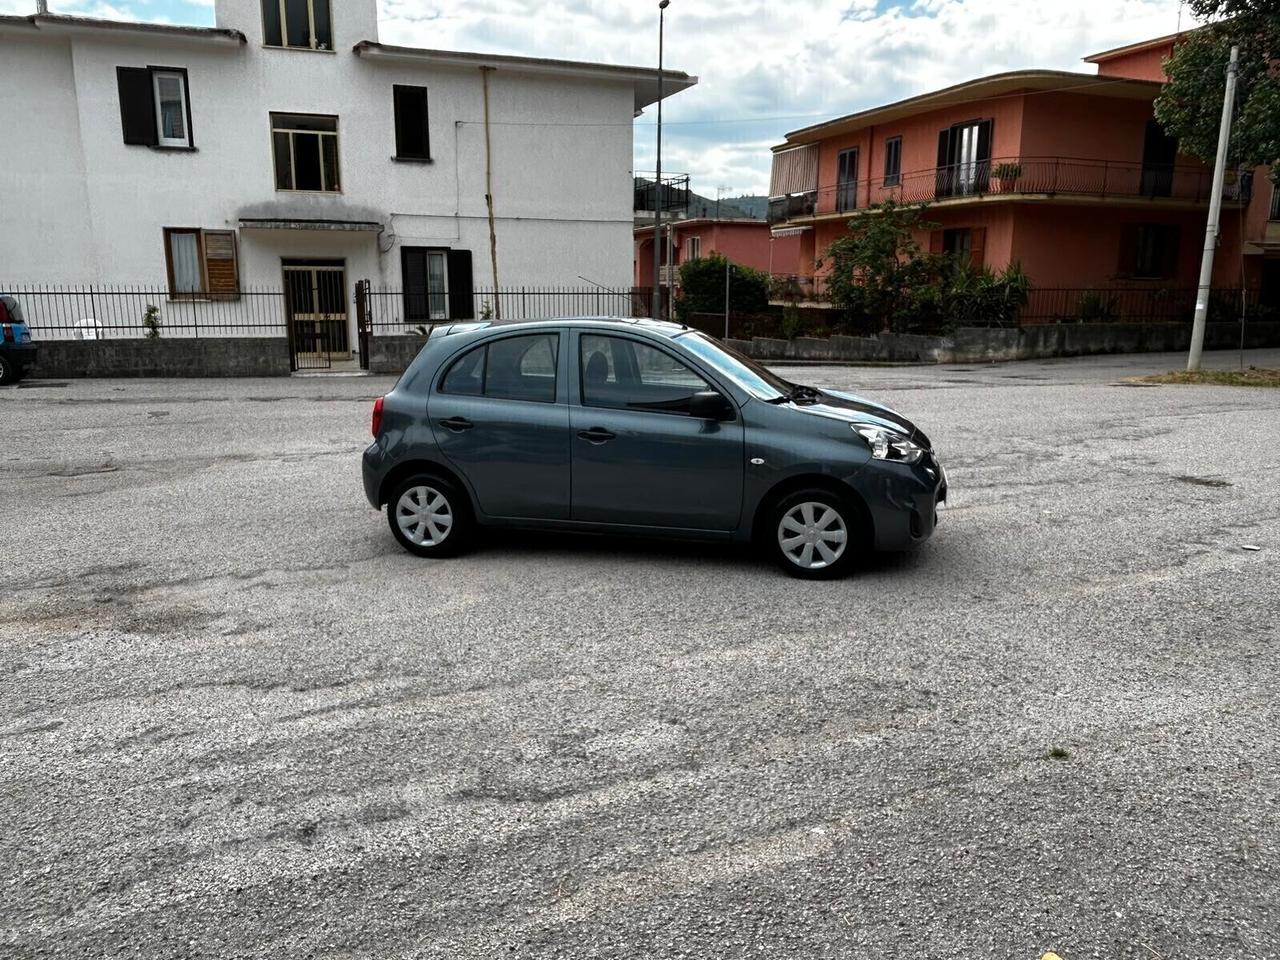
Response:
447,250,475,320
393,85,430,160
1117,225,1139,276
117,67,157,146
976,120,994,191
935,130,951,197
203,231,239,299
402,248,429,321
969,227,987,268
929,230,945,255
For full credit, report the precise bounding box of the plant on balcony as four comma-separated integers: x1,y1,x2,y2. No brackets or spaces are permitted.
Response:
673,253,769,325
992,163,1023,192
1155,0,1280,186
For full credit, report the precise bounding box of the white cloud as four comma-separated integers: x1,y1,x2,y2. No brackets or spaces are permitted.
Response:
3,0,1192,194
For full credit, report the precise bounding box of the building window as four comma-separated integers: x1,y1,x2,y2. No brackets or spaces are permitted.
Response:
116,66,192,149
263,0,332,50
1133,224,1179,279
1271,183,1280,221
686,236,702,261
403,247,474,322
884,136,902,187
393,85,431,161
937,119,992,197
942,228,972,260
163,228,240,299
836,148,859,213
271,113,339,191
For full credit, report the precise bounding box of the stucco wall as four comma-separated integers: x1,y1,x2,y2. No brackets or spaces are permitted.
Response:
1093,45,1174,83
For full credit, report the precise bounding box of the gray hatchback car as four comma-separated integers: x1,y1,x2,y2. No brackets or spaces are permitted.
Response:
362,318,946,579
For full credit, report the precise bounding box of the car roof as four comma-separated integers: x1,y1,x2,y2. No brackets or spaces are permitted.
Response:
429,316,690,340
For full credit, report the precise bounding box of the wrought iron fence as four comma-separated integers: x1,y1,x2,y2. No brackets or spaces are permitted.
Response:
1,283,288,339
1019,287,1254,325
363,286,661,335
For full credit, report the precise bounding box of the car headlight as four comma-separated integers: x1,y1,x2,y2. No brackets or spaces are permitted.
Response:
854,425,925,464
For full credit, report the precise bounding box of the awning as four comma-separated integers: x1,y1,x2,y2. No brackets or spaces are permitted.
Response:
769,145,818,198
771,226,812,238
238,218,383,232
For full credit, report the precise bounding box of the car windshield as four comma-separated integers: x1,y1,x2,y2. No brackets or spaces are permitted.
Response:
677,332,793,401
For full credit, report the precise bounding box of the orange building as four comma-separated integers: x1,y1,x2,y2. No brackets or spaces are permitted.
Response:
768,33,1280,319
634,218,802,299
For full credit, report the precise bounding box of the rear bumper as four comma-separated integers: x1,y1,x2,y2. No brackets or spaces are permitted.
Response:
860,456,947,551
1,342,37,367
362,443,385,509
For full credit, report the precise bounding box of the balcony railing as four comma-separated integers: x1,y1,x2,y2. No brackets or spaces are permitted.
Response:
768,156,1253,223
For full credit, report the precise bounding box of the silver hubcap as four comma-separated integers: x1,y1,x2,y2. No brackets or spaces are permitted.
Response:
778,501,848,570
395,485,454,547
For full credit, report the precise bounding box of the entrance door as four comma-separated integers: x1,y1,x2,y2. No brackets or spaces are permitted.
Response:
284,261,348,371
1141,119,1178,198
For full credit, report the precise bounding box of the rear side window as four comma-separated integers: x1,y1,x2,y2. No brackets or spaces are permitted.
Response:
0,296,22,325
439,333,559,403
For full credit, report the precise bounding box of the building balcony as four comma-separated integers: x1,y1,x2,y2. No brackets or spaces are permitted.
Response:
635,172,691,220
768,156,1253,226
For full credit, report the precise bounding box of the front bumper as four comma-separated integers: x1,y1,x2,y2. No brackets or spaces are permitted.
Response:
858,453,947,551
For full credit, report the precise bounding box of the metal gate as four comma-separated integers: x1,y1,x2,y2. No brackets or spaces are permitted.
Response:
284,261,348,372
355,278,371,371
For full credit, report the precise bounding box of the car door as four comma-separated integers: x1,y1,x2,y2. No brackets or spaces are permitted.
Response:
569,331,744,531
430,331,571,520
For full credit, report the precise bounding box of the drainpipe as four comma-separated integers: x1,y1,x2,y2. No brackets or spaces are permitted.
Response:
480,66,501,319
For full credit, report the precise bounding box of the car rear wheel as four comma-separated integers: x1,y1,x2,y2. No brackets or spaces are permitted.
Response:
767,489,863,580
0,355,15,386
386,475,474,558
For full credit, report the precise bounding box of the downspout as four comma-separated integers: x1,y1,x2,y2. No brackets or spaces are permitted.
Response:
481,66,501,319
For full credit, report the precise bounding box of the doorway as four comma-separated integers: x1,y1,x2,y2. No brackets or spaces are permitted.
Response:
283,260,348,371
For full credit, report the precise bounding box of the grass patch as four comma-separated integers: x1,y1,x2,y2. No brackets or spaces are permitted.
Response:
1131,367,1280,388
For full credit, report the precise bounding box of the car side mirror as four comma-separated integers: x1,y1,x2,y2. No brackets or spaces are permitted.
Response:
689,390,735,421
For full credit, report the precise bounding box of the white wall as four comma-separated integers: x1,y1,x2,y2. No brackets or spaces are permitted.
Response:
0,0,640,342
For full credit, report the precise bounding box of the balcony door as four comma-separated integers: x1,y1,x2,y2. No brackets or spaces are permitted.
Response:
836,148,859,213
936,120,992,198
1141,119,1178,198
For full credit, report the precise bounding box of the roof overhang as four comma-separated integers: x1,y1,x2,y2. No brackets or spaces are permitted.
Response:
353,41,697,112
5,13,244,45
776,70,1162,148
1084,29,1194,64
238,218,383,232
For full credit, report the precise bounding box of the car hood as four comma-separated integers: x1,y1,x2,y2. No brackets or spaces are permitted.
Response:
789,389,931,448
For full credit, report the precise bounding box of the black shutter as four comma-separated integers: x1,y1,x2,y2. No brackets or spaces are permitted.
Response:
393,85,430,160
975,119,993,191
117,67,157,146
935,129,951,198
447,250,475,320
1162,226,1180,279
1117,224,1139,276
402,247,428,322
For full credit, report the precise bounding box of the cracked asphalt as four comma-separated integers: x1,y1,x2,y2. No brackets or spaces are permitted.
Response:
1,349,1278,960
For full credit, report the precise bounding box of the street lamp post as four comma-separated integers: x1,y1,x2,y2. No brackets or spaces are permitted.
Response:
651,0,669,318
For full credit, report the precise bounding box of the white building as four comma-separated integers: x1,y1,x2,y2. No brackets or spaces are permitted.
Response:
0,0,694,361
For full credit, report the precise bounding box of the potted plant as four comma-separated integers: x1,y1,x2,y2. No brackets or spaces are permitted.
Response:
992,162,1023,192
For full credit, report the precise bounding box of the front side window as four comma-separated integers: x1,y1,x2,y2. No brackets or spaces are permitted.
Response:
272,113,339,191
263,0,333,50
581,334,712,415
440,334,560,403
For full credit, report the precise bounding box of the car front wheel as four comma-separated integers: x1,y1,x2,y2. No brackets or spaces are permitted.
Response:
767,489,863,580
386,475,474,558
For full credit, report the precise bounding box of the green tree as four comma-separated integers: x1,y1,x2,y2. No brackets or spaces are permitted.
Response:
1154,0,1280,180
674,253,769,323
820,199,943,332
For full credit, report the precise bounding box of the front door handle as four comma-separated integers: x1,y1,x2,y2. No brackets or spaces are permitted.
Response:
577,427,616,445
439,417,474,432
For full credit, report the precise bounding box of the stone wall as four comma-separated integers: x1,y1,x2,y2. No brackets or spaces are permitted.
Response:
366,335,428,376
30,338,292,378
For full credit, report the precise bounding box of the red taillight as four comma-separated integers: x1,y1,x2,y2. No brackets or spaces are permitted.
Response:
371,396,385,437
1,325,12,343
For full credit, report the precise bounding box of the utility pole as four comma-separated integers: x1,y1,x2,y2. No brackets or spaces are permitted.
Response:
651,0,670,318
1188,44,1239,371
723,260,732,339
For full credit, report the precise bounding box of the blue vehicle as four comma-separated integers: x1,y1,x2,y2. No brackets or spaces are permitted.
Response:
0,295,37,385
362,318,946,579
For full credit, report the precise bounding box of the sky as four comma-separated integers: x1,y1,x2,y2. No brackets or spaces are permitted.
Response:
3,0,1195,197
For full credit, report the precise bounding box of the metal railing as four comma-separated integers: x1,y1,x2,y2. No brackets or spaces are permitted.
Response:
768,157,1253,223
1019,286,1253,325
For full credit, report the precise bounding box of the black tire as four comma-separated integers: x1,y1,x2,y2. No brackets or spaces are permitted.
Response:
765,487,865,580
385,474,475,558
0,355,14,386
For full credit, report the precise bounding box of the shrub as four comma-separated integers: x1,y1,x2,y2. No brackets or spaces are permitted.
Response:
674,254,770,323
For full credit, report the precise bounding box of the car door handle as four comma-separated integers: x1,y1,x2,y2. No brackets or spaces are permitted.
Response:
577,427,616,444
439,417,474,432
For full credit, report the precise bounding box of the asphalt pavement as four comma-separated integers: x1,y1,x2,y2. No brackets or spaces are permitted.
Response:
1,349,1278,959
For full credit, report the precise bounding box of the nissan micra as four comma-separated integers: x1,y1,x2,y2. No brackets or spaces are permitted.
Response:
362,318,945,579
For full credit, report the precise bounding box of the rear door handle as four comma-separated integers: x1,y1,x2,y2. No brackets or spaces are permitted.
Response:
577,427,616,444
439,417,474,432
